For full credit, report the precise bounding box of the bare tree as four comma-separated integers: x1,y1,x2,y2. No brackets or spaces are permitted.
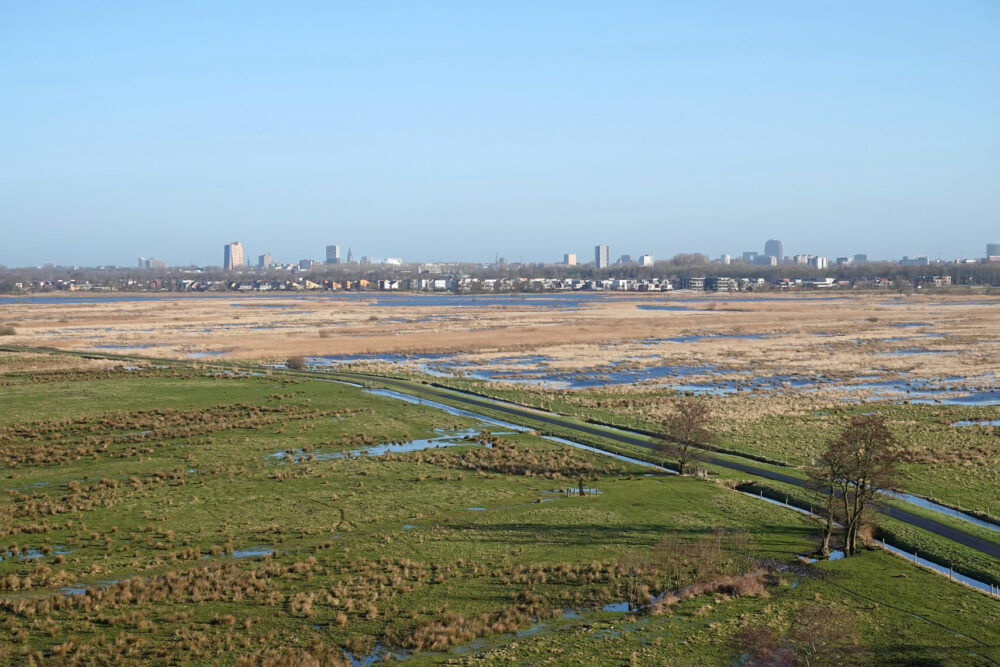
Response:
735,603,863,666
655,398,717,475
825,416,904,556
807,444,850,559
785,604,865,666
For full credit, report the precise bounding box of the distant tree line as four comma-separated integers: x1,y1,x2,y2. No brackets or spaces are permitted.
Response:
3,257,1000,294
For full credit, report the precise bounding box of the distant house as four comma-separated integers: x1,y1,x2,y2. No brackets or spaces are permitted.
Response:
677,276,705,291
704,276,738,292
915,275,952,288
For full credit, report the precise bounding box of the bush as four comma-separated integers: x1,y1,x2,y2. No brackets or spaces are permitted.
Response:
286,356,308,370
0,326,15,336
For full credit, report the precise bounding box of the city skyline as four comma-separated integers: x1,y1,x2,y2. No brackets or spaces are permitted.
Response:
2,3,998,267
8,237,1000,271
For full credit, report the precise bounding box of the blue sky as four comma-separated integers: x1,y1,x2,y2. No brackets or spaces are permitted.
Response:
2,1,998,266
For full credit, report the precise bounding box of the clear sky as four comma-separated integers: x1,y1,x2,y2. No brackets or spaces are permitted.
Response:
2,1,998,267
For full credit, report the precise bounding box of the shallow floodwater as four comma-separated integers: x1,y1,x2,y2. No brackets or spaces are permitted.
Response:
267,427,483,463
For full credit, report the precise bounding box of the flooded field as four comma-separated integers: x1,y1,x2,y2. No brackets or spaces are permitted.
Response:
4,292,1000,407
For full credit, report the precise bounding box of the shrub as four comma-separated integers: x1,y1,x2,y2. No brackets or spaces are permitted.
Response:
0,326,15,336
285,356,308,370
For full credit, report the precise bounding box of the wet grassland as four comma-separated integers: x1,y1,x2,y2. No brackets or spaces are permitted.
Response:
426,378,1000,530
0,357,999,664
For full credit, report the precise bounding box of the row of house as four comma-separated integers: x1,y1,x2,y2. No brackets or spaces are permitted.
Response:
12,273,955,294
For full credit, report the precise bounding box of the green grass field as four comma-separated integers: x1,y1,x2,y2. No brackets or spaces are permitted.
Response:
0,359,998,664
424,376,1000,523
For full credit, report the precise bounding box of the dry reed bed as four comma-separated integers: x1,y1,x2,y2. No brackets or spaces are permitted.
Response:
6,295,997,376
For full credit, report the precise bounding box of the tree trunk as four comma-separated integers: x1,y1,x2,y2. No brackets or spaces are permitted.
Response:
820,493,834,558
820,519,832,559
840,489,852,556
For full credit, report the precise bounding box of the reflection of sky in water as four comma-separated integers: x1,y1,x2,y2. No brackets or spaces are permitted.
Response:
267,428,484,463
305,351,999,403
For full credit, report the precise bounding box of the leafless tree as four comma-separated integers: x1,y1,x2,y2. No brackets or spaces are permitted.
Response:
655,398,717,475
825,416,905,556
807,445,849,559
735,603,864,666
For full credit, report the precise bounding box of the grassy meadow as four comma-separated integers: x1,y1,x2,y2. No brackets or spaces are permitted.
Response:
426,377,1000,523
0,354,998,664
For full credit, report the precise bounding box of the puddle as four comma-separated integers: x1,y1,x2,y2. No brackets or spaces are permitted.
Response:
231,548,275,558
402,525,418,530
952,419,1000,427
465,507,486,511
516,621,546,637
909,391,1000,406
800,550,846,564
2,546,73,562
267,428,483,463
346,641,401,666
186,350,229,358
60,579,120,596
548,487,604,496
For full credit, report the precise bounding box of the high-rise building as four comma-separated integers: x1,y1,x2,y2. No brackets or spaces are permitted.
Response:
742,251,758,263
137,257,165,269
987,243,1000,257
326,245,341,264
563,253,577,266
258,254,272,270
224,242,244,271
853,253,870,263
639,254,654,267
595,245,610,269
763,239,784,262
347,247,354,263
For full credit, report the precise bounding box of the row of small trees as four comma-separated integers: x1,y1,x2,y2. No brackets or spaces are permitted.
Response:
655,399,904,558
